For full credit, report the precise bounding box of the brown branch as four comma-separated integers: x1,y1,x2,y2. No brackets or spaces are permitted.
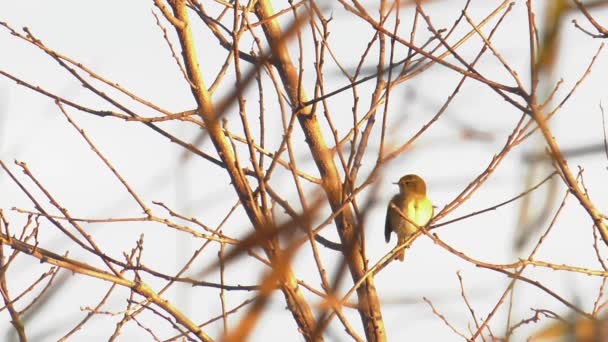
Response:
0,244,27,341
165,1,318,340
252,1,386,340
0,232,213,341
527,43,607,246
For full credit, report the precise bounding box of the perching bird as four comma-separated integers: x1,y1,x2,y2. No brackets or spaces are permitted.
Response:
385,174,434,261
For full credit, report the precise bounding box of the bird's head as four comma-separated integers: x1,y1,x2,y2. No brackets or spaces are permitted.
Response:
394,174,427,195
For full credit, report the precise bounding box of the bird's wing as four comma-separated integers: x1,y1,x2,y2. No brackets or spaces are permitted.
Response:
385,199,393,243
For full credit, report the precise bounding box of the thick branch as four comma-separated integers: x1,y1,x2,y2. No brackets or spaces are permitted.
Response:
164,1,318,340
531,104,608,245
253,1,385,341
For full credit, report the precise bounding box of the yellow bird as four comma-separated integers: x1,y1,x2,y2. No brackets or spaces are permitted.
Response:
385,174,434,261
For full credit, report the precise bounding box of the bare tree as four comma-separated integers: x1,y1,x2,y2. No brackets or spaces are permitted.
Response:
1,0,608,341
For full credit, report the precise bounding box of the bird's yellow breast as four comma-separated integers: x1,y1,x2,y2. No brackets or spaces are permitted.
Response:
389,193,433,237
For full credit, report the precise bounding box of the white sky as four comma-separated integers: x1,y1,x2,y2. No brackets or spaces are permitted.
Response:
2,1,608,341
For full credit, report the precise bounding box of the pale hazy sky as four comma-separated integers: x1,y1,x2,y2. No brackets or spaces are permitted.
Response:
2,1,608,341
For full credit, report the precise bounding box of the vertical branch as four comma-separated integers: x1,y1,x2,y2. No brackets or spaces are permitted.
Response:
524,2,608,246
0,244,27,342
219,239,228,333
168,1,259,224
162,1,318,340
253,1,386,341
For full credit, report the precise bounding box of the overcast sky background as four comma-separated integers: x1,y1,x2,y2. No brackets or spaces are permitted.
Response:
2,1,608,341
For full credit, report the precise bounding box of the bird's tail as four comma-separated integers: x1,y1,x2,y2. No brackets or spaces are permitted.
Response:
395,235,407,262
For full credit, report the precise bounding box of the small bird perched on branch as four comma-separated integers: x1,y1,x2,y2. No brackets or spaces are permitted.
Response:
385,174,433,261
